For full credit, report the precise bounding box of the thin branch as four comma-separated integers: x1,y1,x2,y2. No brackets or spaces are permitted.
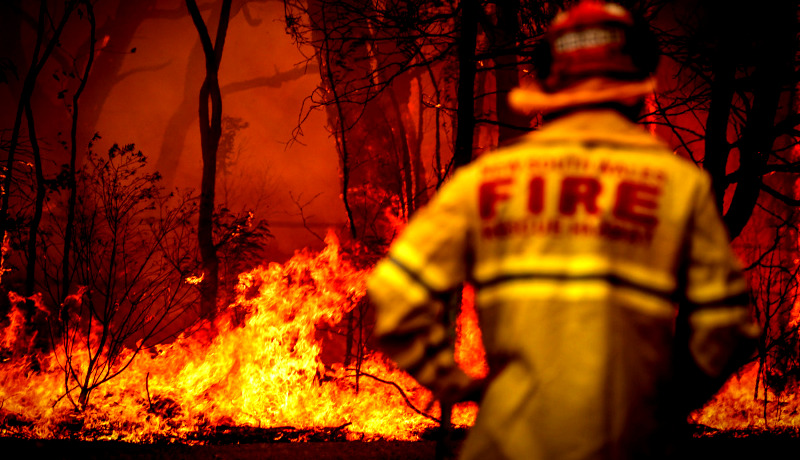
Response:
354,370,440,424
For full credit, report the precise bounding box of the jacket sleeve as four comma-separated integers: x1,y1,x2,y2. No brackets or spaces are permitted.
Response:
367,169,475,398
673,172,761,413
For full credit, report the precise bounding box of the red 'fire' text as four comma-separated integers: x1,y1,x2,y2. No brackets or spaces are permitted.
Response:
478,175,663,244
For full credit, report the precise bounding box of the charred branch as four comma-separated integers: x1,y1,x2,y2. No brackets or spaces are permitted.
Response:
356,371,440,424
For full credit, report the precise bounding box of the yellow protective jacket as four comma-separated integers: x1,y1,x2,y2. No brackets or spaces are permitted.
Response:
367,109,759,460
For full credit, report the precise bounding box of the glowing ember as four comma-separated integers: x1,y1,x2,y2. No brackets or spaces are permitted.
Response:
185,274,205,285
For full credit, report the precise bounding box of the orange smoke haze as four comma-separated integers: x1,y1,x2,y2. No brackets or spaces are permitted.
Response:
103,1,345,257
0,0,346,260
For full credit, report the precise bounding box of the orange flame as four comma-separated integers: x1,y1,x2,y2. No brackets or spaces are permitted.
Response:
0,234,10,285
1,231,796,441
185,273,205,285
690,361,800,431
0,232,484,442
0,298,26,351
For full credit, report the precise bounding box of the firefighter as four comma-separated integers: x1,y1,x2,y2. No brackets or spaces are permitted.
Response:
367,1,761,459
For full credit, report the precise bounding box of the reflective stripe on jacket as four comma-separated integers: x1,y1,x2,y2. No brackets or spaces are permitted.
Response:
367,109,757,460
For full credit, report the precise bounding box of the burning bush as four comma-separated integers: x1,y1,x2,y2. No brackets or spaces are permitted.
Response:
0,233,481,442
2,228,798,442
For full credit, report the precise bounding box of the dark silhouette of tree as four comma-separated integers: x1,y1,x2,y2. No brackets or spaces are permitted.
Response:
0,1,89,348
60,0,97,303
23,99,45,299
453,0,478,169
4,1,302,191
154,48,311,188
3,0,164,180
48,144,198,409
283,0,547,247
1,0,79,284
2,0,277,335
155,1,311,187
185,0,233,318
636,0,798,237
635,0,799,420
481,0,536,145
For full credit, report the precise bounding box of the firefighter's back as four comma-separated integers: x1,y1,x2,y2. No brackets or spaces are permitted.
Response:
461,108,710,460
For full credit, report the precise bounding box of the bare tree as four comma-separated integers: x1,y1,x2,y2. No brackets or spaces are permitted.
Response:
0,0,79,283
637,0,799,419
50,144,198,409
185,0,233,318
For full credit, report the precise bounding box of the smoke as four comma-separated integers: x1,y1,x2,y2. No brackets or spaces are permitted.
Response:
16,0,348,260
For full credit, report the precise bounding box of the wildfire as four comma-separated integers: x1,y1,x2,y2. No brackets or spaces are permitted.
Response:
0,232,479,442
0,231,796,443
690,361,800,432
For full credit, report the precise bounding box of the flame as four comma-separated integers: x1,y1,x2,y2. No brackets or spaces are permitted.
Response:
790,295,800,330
690,360,800,432
0,296,26,350
691,291,800,432
0,232,485,442
185,273,205,285
454,285,488,380
2,230,798,442
0,234,10,285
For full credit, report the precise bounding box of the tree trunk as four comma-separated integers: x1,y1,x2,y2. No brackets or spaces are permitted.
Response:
185,0,233,318
1,0,77,280
1,1,46,261
307,0,359,239
389,88,416,217
722,2,796,239
62,0,96,300
492,0,534,144
23,102,44,298
702,54,734,215
453,0,479,169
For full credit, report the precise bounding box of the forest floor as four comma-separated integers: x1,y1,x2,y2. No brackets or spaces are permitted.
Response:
1,429,798,459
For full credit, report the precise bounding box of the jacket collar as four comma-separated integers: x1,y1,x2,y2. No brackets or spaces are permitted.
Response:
524,108,666,149
509,76,656,113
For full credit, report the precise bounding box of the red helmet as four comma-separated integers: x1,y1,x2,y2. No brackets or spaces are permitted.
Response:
510,1,659,112
546,1,639,91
